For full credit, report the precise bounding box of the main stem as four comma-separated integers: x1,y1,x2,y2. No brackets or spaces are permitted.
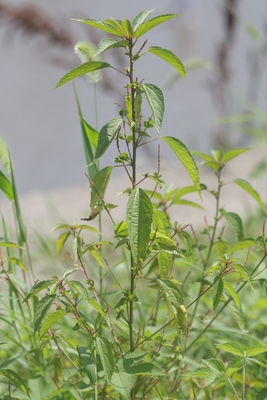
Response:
129,40,136,357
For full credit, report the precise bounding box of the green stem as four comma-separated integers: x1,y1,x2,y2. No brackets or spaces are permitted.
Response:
190,169,222,327
242,354,246,400
228,378,240,400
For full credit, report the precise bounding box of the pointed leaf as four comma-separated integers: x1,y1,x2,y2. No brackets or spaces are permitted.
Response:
56,231,70,255
78,346,97,385
226,356,244,376
234,178,266,213
147,46,186,79
114,220,128,238
171,184,206,202
126,362,165,376
135,14,179,39
88,166,113,220
171,199,205,210
52,355,62,390
34,295,55,333
213,277,223,310
233,264,253,288
0,170,13,200
223,282,240,309
0,241,21,248
226,239,257,254
126,188,153,265
68,280,89,301
191,151,214,162
40,310,68,338
217,341,245,356
256,388,267,400
222,148,250,163
5,257,27,272
54,61,111,89
111,372,136,400
246,345,267,357
0,369,29,396
142,83,164,132
24,280,56,302
132,10,154,31
122,19,133,37
95,118,122,160
95,38,128,57
89,298,107,320
220,210,244,241
96,337,114,383
228,301,246,331
176,304,188,352
73,18,124,37
153,210,173,277
162,136,201,199
159,278,183,306
202,359,226,373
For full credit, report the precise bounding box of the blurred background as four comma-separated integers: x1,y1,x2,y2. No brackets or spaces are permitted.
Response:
0,0,267,196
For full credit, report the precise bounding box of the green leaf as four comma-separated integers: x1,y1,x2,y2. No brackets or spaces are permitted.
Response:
111,372,137,400
52,355,62,390
171,184,206,202
135,14,179,39
213,277,223,310
256,388,267,400
68,280,89,301
202,359,226,373
0,170,13,200
126,188,153,265
95,38,128,57
73,18,124,37
226,239,257,254
203,160,220,171
226,356,244,376
162,136,201,199
0,136,11,175
0,369,29,396
0,241,21,248
246,345,267,357
114,220,128,238
51,223,70,231
228,301,246,331
95,118,122,160
34,295,55,334
62,267,81,280
89,298,107,320
132,9,154,31
54,61,111,89
24,280,56,302
223,282,240,309
126,362,165,376
74,87,98,179
171,199,205,210
40,310,68,338
78,346,97,385
259,279,267,296
222,148,250,163
5,257,27,272
220,210,244,241
88,166,113,220
96,337,114,383
153,210,173,277
233,264,253,288
159,278,183,306
217,341,245,356
176,305,188,352
56,231,70,255
122,19,133,37
234,178,267,213
147,46,186,79
142,83,164,132
191,151,214,162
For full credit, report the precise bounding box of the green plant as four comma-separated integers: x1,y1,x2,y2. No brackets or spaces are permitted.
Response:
1,9,267,400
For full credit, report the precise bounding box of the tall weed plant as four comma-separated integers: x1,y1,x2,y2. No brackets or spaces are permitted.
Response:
1,10,267,400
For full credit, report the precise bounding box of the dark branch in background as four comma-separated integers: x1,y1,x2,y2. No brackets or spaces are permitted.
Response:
0,2,122,94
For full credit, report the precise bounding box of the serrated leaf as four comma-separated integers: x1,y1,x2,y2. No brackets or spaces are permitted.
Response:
234,178,267,213
56,231,70,255
78,346,97,385
222,148,250,163
147,46,186,79
73,18,124,37
213,277,223,310
97,337,114,383
54,61,111,89
122,19,133,37
259,279,267,296
220,210,244,241
0,369,29,396
171,184,206,202
87,166,113,220
95,118,122,160
191,151,214,162
153,210,173,277
159,279,183,307
68,280,89,301
126,362,165,376
62,267,81,280
226,356,244,376
142,83,164,132
228,301,246,331
34,295,55,333
223,282,240,309
132,9,154,31
176,304,188,352
256,388,267,400
246,345,267,357
114,220,128,238
24,280,56,302
202,359,226,373
217,341,245,356
226,239,257,254
89,298,107,320
135,14,179,39
111,372,137,400
95,38,128,57
5,257,27,272
162,136,201,199
126,188,153,265
203,160,220,171
52,355,62,390
0,170,13,200
40,310,68,338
